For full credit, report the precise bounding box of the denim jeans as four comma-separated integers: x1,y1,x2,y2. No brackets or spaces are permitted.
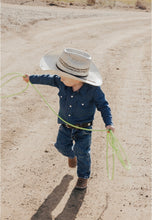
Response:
54,124,92,179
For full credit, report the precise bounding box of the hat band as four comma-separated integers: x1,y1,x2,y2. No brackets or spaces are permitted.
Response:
58,57,89,75
56,63,87,79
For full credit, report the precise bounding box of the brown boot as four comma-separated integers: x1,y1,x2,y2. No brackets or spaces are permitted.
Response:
75,177,88,190
68,157,77,168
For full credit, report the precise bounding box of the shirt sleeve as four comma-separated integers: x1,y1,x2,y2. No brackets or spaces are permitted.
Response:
93,86,113,126
29,74,61,88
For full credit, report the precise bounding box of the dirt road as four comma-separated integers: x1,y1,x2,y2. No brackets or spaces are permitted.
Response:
1,3,151,220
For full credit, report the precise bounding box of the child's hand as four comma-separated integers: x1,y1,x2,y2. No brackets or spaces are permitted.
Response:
106,125,115,133
23,74,29,83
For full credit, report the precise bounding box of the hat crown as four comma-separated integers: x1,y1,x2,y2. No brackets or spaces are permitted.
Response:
40,48,102,86
57,48,91,77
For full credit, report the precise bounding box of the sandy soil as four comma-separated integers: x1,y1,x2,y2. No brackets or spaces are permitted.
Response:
1,3,151,220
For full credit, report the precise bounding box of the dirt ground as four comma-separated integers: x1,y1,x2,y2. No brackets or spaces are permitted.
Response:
1,2,151,220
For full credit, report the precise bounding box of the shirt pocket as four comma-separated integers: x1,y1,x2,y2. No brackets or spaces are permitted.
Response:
78,99,95,116
78,100,90,114
78,100,89,109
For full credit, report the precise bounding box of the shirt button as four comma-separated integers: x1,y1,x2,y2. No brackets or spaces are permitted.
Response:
68,114,71,117
81,103,84,106
69,105,72,108
60,96,62,98
71,95,74,98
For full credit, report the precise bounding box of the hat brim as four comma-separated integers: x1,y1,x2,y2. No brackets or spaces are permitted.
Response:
40,54,102,86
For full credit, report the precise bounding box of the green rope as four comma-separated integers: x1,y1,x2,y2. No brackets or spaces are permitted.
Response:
1,83,29,99
1,72,22,80
1,72,131,179
1,75,21,87
1,72,29,98
106,131,115,180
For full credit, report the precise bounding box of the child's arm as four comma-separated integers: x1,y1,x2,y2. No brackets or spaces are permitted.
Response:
94,86,115,132
23,74,60,88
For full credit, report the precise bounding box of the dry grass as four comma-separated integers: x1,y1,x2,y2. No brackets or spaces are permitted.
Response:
2,0,151,9
96,0,151,9
46,0,151,9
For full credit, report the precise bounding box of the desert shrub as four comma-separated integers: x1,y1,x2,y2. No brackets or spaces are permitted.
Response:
87,0,96,5
136,0,147,9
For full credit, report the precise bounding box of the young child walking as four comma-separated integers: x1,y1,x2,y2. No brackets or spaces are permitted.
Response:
23,48,114,190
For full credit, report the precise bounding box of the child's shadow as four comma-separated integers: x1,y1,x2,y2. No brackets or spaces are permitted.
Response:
31,174,86,220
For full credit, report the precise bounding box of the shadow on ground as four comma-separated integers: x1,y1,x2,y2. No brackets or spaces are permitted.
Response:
31,174,86,220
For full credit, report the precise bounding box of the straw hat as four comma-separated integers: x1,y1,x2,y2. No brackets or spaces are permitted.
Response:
40,48,102,86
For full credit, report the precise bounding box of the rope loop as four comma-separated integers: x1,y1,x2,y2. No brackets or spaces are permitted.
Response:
1,72,29,98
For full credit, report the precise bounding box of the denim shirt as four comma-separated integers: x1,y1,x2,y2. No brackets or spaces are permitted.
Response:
29,74,113,126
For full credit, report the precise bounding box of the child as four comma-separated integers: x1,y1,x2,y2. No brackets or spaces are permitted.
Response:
23,48,114,190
